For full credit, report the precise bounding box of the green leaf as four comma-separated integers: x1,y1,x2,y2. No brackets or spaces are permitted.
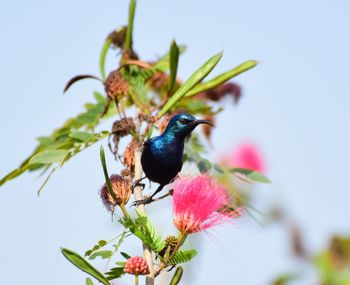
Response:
100,39,112,81
120,252,131,259
100,146,117,200
98,240,107,247
170,267,183,285
28,150,69,165
228,168,271,183
105,267,125,280
115,262,126,266
86,277,94,285
61,247,111,285
151,45,186,74
89,250,113,260
158,51,223,118
198,159,212,173
213,164,224,174
124,0,136,51
69,132,93,142
185,60,258,97
0,93,112,190
168,40,179,94
271,273,299,285
167,249,197,265
119,212,164,253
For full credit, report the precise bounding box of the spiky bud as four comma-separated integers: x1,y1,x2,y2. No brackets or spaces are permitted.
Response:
124,256,150,275
159,236,178,257
100,174,131,211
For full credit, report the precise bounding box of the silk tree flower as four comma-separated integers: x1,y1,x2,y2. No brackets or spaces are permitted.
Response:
222,142,265,173
172,174,242,234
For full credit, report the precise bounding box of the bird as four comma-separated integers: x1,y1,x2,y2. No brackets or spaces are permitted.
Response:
132,113,214,206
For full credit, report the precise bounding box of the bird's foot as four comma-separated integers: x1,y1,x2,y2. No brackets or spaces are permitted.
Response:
132,178,146,193
131,196,154,207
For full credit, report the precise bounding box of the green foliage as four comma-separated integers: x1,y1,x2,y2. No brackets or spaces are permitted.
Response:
167,249,197,266
151,45,186,74
271,273,299,285
105,267,125,280
99,146,117,200
314,236,350,285
185,60,258,97
158,51,223,118
119,211,164,253
168,40,180,94
127,65,150,109
100,39,112,81
170,266,183,285
86,277,94,285
124,0,136,51
89,250,113,260
0,92,113,192
120,252,131,259
61,247,111,285
228,168,271,183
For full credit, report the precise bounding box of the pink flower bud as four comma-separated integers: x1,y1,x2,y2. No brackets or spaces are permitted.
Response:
124,256,150,275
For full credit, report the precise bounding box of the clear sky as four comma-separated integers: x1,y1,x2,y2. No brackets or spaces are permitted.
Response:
0,0,349,284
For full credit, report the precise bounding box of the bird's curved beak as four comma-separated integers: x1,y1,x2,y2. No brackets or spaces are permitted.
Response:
193,119,215,127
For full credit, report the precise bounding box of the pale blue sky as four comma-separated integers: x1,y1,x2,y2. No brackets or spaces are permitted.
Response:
1,1,350,284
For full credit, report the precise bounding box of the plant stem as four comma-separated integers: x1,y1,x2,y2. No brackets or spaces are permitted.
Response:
135,274,139,285
133,148,155,284
119,203,129,217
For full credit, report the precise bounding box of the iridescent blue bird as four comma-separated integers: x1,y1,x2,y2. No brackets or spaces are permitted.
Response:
133,113,214,205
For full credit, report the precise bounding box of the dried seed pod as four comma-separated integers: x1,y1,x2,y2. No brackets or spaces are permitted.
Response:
107,27,127,49
120,168,130,177
100,174,131,211
123,139,141,176
148,72,169,94
201,115,215,142
124,256,150,275
104,70,129,101
110,117,136,160
195,82,242,104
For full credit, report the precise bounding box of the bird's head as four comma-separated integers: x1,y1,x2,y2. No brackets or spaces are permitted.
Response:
162,113,214,139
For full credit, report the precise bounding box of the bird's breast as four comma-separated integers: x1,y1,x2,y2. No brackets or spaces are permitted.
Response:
141,138,184,184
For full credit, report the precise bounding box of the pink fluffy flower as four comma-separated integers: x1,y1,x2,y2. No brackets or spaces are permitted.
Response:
172,174,242,234
223,142,265,173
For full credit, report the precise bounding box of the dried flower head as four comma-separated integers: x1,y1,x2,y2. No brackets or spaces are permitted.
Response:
104,70,129,101
100,174,131,211
123,139,141,175
124,256,150,275
107,27,127,49
172,174,242,234
148,72,169,94
195,82,242,104
223,143,265,173
110,117,136,160
201,114,215,141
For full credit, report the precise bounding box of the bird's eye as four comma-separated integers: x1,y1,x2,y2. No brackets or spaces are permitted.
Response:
179,118,188,124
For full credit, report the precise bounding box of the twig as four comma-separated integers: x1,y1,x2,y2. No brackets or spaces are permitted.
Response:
133,149,155,284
